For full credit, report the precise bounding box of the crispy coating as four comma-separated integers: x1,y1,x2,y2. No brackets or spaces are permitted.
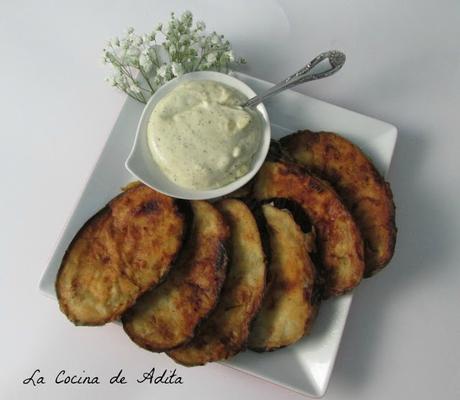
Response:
248,204,317,351
55,183,187,325
253,162,364,297
280,131,396,276
122,201,229,352
168,199,267,365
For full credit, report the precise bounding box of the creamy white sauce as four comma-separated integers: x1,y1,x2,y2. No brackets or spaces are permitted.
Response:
147,80,263,189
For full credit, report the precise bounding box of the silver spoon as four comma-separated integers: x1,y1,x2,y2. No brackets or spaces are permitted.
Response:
242,50,346,108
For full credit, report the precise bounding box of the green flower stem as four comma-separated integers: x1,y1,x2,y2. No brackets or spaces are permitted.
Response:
148,41,161,68
126,91,146,103
139,67,155,92
193,44,209,70
116,62,148,103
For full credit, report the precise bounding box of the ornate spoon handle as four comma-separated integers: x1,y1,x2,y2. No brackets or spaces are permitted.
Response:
243,50,346,108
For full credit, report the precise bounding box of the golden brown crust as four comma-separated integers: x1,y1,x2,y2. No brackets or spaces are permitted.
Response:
55,184,187,326
122,201,229,352
247,204,317,351
168,199,267,366
280,131,397,276
252,161,364,297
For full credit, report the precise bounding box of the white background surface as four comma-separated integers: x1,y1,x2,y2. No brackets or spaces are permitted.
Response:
1,1,459,399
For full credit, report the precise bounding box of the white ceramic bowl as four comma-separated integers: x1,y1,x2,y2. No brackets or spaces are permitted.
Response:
125,71,271,200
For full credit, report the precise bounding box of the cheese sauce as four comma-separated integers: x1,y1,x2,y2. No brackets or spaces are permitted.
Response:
147,80,263,189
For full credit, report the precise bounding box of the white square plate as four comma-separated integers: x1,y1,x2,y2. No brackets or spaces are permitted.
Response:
39,72,397,398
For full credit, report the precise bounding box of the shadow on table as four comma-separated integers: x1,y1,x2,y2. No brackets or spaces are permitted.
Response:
329,131,457,395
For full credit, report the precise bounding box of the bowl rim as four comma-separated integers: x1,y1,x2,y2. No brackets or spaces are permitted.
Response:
125,70,271,200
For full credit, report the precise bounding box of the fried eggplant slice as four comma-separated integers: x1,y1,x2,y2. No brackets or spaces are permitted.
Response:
122,201,229,352
253,161,364,297
55,183,187,326
280,131,396,276
168,199,267,366
248,204,317,351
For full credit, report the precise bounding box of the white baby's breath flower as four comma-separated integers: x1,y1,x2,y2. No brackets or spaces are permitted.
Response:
206,52,217,64
181,10,192,20
142,33,154,45
167,20,177,32
139,53,152,71
103,11,244,103
225,50,235,62
157,64,168,78
120,38,129,50
153,74,163,85
211,33,220,44
179,35,190,44
132,35,142,46
110,37,120,47
127,47,140,57
171,62,184,77
104,51,117,65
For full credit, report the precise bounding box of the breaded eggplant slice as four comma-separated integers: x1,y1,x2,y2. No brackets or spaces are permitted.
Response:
55,183,187,326
253,161,364,297
122,201,229,352
168,199,267,366
248,204,317,351
280,131,397,276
